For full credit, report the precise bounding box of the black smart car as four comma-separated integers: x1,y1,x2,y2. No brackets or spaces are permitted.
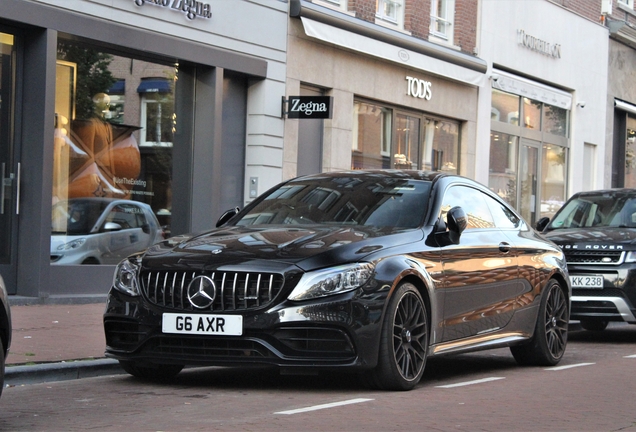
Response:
104,170,570,390
538,188,636,331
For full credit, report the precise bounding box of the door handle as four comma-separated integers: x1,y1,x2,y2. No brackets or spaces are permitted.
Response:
1,163,12,215
499,242,511,253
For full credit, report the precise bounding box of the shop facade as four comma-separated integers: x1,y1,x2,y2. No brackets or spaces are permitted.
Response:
0,0,287,298
478,1,609,225
284,0,487,183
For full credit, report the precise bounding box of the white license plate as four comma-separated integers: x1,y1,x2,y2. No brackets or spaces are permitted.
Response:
569,275,604,289
162,313,243,336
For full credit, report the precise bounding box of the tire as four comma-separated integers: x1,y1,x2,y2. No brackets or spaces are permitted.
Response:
580,319,609,332
119,360,184,380
367,283,428,391
511,279,569,366
0,338,4,398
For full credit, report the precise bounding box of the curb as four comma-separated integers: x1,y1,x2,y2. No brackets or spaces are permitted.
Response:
5,358,124,386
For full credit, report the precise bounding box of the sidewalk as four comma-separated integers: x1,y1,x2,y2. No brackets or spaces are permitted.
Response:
5,302,124,385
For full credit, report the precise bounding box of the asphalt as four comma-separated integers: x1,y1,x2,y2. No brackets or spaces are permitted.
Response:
5,299,125,386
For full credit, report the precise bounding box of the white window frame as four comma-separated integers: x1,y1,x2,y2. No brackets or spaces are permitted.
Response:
430,0,455,44
140,95,173,147
315,0,349,12
376,0,404,28
618,0,634,9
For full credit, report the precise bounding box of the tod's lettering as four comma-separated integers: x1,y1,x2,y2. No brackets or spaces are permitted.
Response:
133,0,212,20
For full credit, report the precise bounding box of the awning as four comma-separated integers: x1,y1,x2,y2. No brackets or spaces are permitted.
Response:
615,99,636,115
137,79,171,94
300,17,486,87
491,69,572,110
107,79,125,95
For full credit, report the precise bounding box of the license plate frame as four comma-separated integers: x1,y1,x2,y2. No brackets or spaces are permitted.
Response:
162,313,243,336
569,275,604,289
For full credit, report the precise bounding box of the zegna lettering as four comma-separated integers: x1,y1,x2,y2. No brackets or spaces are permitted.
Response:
406,76,432,100
290,99,328,116
517,29,561,59
133,0,212,20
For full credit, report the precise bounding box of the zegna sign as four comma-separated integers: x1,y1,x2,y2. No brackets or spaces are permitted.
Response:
132,0,212,20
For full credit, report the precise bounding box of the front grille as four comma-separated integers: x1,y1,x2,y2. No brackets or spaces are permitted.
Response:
140,270,285,312
148,336,272,359
564,250,624,265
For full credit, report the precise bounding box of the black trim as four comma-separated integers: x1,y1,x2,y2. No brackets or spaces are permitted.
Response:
290,0,487,74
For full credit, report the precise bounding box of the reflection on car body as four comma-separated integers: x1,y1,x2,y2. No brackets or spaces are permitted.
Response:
538,188,636,331
104,170,570,390
51,197,164,265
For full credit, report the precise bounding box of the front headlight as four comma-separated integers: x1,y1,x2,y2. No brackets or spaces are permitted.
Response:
626,251,636,263
112,258,140,296
288,263,375,301
56,238,86,251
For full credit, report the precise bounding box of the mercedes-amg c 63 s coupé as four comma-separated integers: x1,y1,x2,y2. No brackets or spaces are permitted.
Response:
104,170,570,390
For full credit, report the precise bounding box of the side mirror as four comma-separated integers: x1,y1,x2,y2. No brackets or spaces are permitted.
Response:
141,223,150,234
446,206,467,244
216,207,240,227
536,216,550,232
103,221,122,232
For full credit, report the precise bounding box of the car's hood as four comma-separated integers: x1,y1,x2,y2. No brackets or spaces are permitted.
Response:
144,224,424,272
543,227,636,249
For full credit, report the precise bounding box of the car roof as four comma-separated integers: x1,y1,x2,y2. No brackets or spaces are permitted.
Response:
294,169,451,183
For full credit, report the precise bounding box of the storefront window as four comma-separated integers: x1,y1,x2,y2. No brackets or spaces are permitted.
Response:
352,101,392,169
352,101,459,173
488,133,518,207
541,145,567,219
523,97,542,130
625,116,636,188
543,105,568,137
52,40,175,264
491,89,520,125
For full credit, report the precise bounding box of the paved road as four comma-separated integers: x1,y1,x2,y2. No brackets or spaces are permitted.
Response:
1,323,635,432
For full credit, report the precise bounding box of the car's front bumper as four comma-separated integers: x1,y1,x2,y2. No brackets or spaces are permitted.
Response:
567,262,636,323
103,287,385,370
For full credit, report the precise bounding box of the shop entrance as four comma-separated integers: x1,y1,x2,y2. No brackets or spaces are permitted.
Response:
0,31,18,293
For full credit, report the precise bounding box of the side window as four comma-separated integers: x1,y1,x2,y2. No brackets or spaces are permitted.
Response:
106,204,141,229
440,186,495,229
485,195,521,229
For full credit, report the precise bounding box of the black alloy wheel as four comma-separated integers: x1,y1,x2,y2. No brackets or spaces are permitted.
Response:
369,282,428,391
511,279,569,365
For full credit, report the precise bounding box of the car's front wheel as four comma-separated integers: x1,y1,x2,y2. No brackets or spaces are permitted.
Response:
580,319,609,331
119,360,184,380
367,282,428,391
511,279,569,366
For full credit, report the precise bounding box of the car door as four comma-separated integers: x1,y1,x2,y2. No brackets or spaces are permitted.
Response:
99,203,152,263
438,185,520,342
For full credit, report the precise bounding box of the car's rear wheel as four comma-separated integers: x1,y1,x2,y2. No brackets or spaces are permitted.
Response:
119,360,184,380
366,282,428,391
0,338,4,398
579,319,609,331
511,279,568,366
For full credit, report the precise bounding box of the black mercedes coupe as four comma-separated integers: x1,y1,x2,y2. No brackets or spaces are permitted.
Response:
104,170,570,390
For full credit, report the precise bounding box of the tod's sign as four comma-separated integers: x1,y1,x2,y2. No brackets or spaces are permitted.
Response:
133,0,212,20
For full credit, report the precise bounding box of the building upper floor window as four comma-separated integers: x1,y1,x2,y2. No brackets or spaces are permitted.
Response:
619,0,634,9
430,0,455,44
316,0,348,11
376,0,404,26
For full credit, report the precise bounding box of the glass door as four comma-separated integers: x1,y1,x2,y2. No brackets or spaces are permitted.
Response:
0,31,18,293
519,139,539,225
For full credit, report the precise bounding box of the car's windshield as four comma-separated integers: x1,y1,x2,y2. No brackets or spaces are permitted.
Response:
235,176,432,229
51,199,110,235
547,192,636,230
